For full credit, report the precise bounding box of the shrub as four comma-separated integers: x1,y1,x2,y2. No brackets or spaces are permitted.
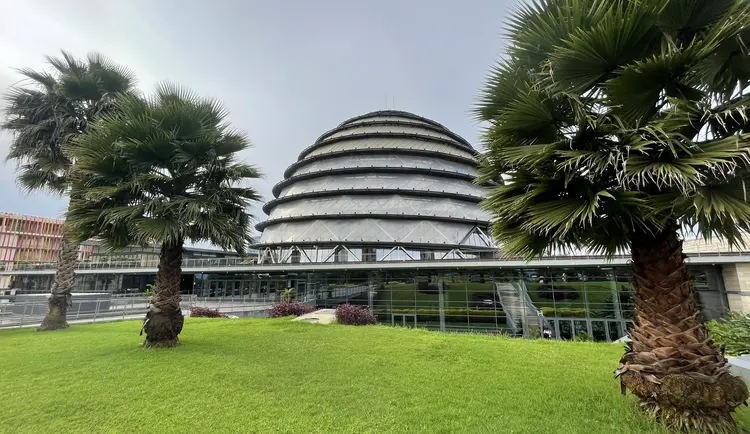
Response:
708,312,750,356
190,306,224,318
574,331,594,342
280,288,296,302
335,304,377,325
376,308,507,324
269,302,314,318
541,307,588,318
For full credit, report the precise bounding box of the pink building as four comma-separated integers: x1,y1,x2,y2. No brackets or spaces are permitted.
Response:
0,213,93,288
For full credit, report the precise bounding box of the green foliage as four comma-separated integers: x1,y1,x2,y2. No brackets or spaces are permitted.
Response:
575,331,594,342
2,51,136,195
477,0,750,258
280,288,296,302
65,84,262,253
541,307,589,318
144,283,155,297
0,319,713,433
381,308,507,324
593,287,635,319
708,312,750,356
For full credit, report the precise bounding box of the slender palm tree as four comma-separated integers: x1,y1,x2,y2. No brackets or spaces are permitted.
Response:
2,51,136,331
66,84,262,347
477,0,750,431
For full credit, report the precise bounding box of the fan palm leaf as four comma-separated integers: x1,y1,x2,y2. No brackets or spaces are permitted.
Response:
67,84,262,347
1,51,136,331
477,0,750,431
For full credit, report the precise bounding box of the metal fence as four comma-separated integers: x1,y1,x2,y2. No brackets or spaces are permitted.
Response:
0,295,280,329
7,246,750,273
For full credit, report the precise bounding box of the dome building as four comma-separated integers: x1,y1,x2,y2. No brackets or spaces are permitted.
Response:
255,110,496,264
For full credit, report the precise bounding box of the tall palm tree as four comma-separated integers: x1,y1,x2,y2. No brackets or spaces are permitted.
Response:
477,0,750,431
66,84,262,347
2,51,136,331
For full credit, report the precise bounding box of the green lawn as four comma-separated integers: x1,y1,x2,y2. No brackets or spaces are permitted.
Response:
1,319,748,434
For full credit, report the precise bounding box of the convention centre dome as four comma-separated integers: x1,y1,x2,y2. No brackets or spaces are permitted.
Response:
255,110,496,263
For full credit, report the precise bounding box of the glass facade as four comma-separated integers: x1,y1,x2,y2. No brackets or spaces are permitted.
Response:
10,264,728,342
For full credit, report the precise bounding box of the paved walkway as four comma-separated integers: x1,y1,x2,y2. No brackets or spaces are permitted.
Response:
293,309,337,324
728,355,750,383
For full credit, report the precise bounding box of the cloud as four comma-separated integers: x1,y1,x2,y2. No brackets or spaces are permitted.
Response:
0,0,512,241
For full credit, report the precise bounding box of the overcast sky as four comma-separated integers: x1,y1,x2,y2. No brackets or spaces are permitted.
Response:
0,0,514,235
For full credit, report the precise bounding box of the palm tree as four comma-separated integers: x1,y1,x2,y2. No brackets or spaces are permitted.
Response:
477,0,750,431
2,51,136,331
66,84,262,348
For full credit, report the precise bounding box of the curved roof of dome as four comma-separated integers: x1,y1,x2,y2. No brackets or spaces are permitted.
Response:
335,110,472,146
255,110,493,251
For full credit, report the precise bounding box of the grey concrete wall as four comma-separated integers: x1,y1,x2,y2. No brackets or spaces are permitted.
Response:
722,264,750,313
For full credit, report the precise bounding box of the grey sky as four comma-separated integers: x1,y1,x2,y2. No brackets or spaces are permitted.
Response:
0,0,513,233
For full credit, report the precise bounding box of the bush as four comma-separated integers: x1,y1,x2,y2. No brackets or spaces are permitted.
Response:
269,302,315,318
335,304,377,325
574,331,594,342
541,307,588,318
708,312,750,356
190,306,224,318
377,308,507,324
280,288,296,302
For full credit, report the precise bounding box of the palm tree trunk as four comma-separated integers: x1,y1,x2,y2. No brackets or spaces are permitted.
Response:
142,239,184,348
38,224,78,331
617,224,748,433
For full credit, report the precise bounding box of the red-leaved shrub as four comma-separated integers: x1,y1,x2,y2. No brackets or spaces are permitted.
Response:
335,304,377,325
269,302,315,318
190,306,224,318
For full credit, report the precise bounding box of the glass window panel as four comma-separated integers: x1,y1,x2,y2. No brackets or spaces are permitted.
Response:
590,321,607,341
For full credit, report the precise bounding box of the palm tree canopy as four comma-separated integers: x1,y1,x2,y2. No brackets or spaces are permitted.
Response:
66,83,262,254
477,0,750,258
2,50,136,194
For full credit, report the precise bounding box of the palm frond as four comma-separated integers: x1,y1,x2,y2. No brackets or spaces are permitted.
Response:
67,84,262,253
479,0,750,258
2,51,137,196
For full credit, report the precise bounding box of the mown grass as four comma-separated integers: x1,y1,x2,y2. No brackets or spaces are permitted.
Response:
1,318,748,434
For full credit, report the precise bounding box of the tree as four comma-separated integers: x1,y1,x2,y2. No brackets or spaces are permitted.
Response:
66,84,262,347
477,0,750,431
2,51,136,331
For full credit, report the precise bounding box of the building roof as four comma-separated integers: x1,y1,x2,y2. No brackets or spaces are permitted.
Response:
256,110,493,250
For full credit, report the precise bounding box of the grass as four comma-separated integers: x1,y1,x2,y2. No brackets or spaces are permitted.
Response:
1,319,748,434
379,282,497,310
525,281,623,310
379,280,623,313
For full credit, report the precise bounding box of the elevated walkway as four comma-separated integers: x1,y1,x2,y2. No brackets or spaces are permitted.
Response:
3,251,750,276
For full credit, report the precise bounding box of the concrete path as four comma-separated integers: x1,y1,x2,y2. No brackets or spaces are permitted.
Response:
293,309,337,325
728,355,750,383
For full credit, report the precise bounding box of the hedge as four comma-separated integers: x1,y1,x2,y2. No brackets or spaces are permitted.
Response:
541,307,589,318
374,308,506,324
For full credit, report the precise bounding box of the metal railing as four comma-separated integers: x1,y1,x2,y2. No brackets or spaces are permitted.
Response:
6,247,750,273
0,283,642,342
0,295,278,329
